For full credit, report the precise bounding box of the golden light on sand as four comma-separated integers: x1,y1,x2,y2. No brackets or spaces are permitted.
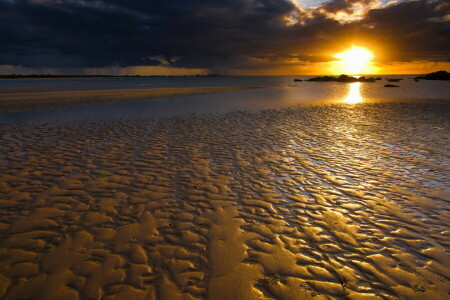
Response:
342,82,363,104
333,46,374,75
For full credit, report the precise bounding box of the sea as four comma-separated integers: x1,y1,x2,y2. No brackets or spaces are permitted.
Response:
0,75,449,123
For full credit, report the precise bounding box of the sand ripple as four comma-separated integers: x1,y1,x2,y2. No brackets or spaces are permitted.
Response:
0,103,449,299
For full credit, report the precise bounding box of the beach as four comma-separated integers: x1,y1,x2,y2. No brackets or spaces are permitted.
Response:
2,0,450,297
0,98,449,299
0,86,252,113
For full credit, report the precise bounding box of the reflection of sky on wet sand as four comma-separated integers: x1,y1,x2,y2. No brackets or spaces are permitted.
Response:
342,82,364,104
1,76,449,124
0,103,449,299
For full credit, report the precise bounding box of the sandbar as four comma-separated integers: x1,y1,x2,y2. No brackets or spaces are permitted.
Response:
0,86,253,112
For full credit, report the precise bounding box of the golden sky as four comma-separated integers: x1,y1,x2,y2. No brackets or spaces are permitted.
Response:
0,0,448,76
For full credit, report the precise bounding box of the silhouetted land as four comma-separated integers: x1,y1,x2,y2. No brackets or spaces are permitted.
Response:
305,74,376,82
415,71,450,80
0,74,216,79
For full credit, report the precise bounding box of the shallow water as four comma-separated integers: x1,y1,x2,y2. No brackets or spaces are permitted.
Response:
0,103,449,299
0,75,449,96
1,76,449,124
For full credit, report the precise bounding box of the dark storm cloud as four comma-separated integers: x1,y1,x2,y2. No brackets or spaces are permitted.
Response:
361,0,450,61
0,0,449,72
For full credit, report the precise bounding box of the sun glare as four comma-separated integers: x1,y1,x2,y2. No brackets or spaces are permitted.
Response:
342,82,364,104
333,46,374,75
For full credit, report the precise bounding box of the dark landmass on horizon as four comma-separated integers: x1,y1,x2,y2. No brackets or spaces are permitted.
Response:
305,75,377,82
302,71,450,83
3,71,449,80
0,74,225,79
415,71,450,81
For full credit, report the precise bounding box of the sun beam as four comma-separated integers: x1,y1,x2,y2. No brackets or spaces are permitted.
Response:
333,46,374,75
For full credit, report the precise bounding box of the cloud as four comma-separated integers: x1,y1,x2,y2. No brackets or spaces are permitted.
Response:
361,0,450,61
317,0,384,22
0,0,448,74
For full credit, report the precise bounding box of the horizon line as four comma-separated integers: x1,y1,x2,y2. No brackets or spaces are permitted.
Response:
0,73,435,79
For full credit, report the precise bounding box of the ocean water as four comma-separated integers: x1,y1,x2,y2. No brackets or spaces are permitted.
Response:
0,75,449,123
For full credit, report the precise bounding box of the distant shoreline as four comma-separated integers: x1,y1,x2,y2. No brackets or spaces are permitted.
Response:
0,74,433,80
0,74,223,80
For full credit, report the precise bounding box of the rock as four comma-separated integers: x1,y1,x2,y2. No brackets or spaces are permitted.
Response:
387,79,402,82
294,79,303,82
307,76,336,82
415,70,450,80
307,74,376,82
358,76,376,82
384,84,400,87
337,74,357,82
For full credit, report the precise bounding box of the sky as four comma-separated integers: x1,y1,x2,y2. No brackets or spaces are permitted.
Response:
0,0,449,75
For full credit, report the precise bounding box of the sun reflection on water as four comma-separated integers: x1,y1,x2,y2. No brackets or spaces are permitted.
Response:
342,82,364,104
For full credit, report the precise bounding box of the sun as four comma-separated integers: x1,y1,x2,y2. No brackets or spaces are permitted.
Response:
333,46,374,75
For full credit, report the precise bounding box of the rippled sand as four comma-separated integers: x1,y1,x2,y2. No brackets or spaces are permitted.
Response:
0,87,251,112
0,103,449,299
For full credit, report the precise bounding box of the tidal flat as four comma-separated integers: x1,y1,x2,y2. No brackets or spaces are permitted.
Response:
0,102,449,299
0,86,251,113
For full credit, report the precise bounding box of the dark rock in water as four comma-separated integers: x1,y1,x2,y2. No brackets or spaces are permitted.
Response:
415,70,450,80
337,74,357,82
294,79,303,82
384,84,400,87
375,77,382,80
388,79,402,82
307,76,337,82
307,74,376,82
358,76,376,82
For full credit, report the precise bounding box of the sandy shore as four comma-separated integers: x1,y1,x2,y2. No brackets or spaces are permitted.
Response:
0,86,253,113
0,103,449,299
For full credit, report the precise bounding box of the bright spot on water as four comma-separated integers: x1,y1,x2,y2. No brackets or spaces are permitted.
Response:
342,82,364,104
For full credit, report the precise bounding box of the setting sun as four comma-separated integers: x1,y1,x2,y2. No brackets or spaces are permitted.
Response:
333,46,374,75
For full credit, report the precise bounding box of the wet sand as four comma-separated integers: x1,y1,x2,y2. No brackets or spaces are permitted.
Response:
0,87,252,113
0,102,449,299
